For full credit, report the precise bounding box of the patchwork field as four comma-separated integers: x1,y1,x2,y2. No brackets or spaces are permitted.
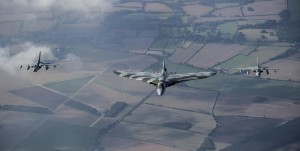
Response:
9,86,67,110
211,116,283,144
101,136,186,151
0,111,47,151
183,4,213,17
242,0,286,16
116,2,143,8
74,73,153,112
186,74,300,101
196,15,281,23
108,121,206,151
187,43,248,68
43,76,93,96
0,92,45,107
12,121,98,151
216,22,238,38
218,46,289,72
145,3,173,13
0,69,33,92
213,6,242,17
215,3,239,9
261,59,300,81
239,29,279,41
125,104,216,134
49,106,99,127
121,38,154,54
169,43,204,63
215,92,300,120
147,86,218,114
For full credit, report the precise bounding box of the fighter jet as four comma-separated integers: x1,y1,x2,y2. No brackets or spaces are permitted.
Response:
20,51,58,72
237,57,278,77
113,59,216,96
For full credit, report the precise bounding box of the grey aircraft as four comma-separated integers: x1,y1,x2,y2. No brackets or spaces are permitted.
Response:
237,57,278,77
113,59,216,96
20,51,58,72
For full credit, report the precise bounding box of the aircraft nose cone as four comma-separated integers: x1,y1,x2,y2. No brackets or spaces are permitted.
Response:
157,89,163,96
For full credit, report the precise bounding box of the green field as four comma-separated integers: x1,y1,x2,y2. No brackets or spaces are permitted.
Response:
13,121,98,151
217,22,238,38
186,74,300,100
43,76,93,95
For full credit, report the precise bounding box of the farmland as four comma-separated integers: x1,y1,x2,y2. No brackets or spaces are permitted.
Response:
239,29,279,41
147,86,218,114
101,136,186,151
186,74,300,100
187,43,247,68
213,6,242,17
182,4,213,17
218,46,289,73
169,43,204,63
242,0,286,16
12,121,98,151
215,92,300,120
9,86,67,110
211,116,283,144
125,104,216,134
43,76,93,95
0,0,299,151
144,3,173,13
108,121,206,151
217,22,238,38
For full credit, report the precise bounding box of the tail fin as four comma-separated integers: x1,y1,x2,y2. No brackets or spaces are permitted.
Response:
38,51,41,63
257,56,259,66
162,58,167,73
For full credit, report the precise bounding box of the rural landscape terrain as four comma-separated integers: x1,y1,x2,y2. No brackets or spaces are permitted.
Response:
0,0,300,151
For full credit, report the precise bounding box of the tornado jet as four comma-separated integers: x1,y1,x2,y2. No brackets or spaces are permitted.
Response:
237,57,279,77
20,51,58,72
113,59,216,96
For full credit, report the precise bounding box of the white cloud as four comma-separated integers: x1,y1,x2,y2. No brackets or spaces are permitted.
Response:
0,0,116,16
0,42,55,75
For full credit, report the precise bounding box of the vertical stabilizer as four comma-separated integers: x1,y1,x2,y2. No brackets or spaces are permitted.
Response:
38,51,41,64
162,58,167,72
257,56,259,66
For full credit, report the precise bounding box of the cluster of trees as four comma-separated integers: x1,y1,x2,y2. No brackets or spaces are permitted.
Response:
161,121,192,130
276,10,300,42
238,20,277,30
105,102,128,117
